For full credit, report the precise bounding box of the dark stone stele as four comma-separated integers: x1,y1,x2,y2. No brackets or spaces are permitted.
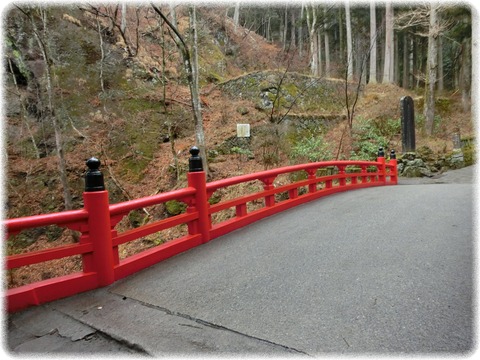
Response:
400,96,415,153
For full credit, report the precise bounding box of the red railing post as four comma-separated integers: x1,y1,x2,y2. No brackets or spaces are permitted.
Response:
262,177,276,207
338,166,346,187
307,169,317,193
389,149,398,185
360,165,367,183
83,158,115,287
187,147,211,244
377,147,386,184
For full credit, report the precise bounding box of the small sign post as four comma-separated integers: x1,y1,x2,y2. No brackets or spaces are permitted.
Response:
237,124,251,138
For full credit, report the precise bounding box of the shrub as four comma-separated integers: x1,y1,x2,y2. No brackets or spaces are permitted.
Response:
351,117,396,160
290,135,332,163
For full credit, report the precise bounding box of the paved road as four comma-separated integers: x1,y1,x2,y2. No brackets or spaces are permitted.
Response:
5,166,475,356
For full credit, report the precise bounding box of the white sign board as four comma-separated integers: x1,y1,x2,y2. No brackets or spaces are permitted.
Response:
237,124,251,138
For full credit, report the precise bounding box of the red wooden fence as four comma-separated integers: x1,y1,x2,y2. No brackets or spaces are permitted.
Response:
4,147,397,312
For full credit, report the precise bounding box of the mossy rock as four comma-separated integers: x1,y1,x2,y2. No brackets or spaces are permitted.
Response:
165,200,187,216
462,145,475,166
128,210,145,228
416,145,435,162
236,106,249,115
461,136,475,148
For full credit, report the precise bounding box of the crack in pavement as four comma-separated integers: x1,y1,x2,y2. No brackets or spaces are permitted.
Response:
117,292,310,356
55,308,149,354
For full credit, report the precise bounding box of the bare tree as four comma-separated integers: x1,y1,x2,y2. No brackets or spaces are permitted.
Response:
306,4,319,76
233,1,240,30
299,3,304,58
17,5,73,209
345,1,353,81
437,34,444,91
158,14,180,181
459,38,471,112
290,9,296,50
424,2,439,136
151,4,209,174
96,17,106,93
188,5,207,172
324,7,331,78
369,0,377,84
382,2,394,83
7,58,41,159
83,4,139,57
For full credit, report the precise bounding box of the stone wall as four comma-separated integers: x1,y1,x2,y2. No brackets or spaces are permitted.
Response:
397,145,471,178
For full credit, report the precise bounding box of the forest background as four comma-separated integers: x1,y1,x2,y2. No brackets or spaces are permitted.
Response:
2,1,475,286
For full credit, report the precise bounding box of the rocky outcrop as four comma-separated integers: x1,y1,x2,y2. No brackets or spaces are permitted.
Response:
218,70,357,114
397,146,468,178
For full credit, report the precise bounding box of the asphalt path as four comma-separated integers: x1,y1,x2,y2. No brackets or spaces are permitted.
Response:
6,166,475,356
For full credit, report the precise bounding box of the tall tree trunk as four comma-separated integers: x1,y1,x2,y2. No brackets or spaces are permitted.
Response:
299,3,304,57
402,32,409,88
311,32,319,76
338,7,344,65
189,6,208,173
437,35,444,92
121,2,127,34
96,17,105,93
267,12,271,42
369,0,377,84
30,8,73,210
160,18,179,181
152,5,209,174
394,32,399,84
345,1,353,81
283,5,288,51
169,4,178,29
7,58,41,159
324,7,331,77
317,30,323,77
233,1,240,30
382,2,394,83
413,36,420,88
290,10,296,49
424,2,439,136
306,5,318,76
460,38,471,112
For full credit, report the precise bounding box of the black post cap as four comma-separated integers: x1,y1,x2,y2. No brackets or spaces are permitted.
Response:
390,149,396,160
189,146,203,172
378,147,385,158
85,157,105,192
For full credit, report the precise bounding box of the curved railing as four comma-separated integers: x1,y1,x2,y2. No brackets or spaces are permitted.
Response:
4,147,397,312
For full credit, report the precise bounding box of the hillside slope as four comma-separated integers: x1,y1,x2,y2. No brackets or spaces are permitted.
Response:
4,5,474,287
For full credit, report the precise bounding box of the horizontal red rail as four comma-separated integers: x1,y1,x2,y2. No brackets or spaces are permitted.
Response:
206,160,393,240
6,243,94,269
4,155,397,312
112,211,198,246
109,187,196,216
6,209,88,235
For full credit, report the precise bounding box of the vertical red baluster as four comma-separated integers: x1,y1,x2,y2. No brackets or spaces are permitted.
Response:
338,166,346,187
83,158,114,287
262,177,276,207
188,147,211,244
377,147,386,184
389,149,398,185
307,169,317,193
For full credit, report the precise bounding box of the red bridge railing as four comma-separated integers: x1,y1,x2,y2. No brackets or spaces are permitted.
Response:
4,147,397,312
